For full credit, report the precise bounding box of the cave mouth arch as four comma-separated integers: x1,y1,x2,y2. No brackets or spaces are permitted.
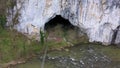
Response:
44,15,75,31
44,15,88,44
44,15,80,43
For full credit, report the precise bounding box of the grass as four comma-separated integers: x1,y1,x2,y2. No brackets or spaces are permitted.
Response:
1,20,119,66
0,29,39,63
0,23,87,64
0,28,74,64
100,46,120,61
0,15,6,29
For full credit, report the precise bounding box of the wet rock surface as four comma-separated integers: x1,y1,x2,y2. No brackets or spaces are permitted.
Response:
40,51,108,67
41,53,111,68
38,45,120,68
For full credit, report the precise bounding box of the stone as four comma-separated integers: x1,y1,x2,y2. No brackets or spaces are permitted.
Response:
115,26,120,46
7,0,120,45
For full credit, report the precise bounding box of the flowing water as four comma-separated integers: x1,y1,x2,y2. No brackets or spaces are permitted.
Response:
13,44,120,68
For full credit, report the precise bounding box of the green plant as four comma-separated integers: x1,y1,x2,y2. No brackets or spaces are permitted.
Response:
39,29,48,68
0,15,6,29
40,29,46,45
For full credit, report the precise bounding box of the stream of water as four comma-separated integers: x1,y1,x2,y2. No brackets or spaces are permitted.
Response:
14,44,120,68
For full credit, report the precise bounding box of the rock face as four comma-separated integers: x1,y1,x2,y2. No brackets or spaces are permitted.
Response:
7,0,120,45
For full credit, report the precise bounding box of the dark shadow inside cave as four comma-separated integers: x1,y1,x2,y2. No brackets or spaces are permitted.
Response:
44,15,75,31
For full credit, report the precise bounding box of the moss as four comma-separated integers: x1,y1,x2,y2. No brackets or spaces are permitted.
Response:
0,28,119,65
0,29,40,63
0,28,74,63
46,40,69,50
81,43,120,61
100,46,120,61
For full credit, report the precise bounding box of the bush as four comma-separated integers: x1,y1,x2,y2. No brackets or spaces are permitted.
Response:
0,15,6,29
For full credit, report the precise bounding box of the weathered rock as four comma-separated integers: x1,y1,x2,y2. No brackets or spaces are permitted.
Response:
7,0,120,45
115,26,120,47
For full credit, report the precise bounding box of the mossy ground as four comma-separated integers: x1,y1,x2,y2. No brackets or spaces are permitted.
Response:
100,45,120,61
82,43,120,61
0,28,39,63
0,26,75,64
0,23,120,66
47,43,120,61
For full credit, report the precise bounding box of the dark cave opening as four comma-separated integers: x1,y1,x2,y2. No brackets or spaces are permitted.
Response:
44,15,88,44
44,15,75,31
44,15,80,43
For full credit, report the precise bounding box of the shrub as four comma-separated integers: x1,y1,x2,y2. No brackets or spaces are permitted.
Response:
0,15,6,29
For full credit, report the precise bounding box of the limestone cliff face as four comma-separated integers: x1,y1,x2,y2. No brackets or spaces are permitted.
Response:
7,0,120,45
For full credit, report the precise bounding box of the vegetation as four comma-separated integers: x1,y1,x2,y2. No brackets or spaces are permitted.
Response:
100,46,120,61
0,29,37,63
0,15,6,29
0,21,120,67
40,29,46,46
0,25,74,64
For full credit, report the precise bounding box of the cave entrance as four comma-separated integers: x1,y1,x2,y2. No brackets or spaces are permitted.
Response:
44,15,85,45
45,15,75,31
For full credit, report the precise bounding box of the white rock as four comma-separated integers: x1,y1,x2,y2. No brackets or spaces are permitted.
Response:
7,0,120,45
